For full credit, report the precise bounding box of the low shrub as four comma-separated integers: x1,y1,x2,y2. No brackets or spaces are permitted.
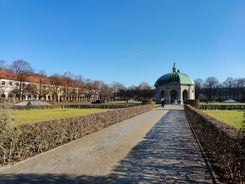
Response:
185,99,200,108
0,104,153,165
185,105,245,183
13,103,141,110
200,104,245,110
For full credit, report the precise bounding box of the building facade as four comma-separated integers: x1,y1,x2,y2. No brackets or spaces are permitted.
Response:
0,71,99,103
154,64,195,104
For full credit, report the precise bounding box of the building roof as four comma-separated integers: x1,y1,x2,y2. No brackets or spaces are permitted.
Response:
0,71,50,84
0,71,17,80
154,64,195,87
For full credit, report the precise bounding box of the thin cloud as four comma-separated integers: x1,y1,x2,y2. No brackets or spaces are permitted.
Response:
129,51,147,60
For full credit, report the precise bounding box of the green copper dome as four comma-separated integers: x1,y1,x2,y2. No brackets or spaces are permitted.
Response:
154,64,195,87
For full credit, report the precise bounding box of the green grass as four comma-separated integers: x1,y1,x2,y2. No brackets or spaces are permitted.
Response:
14,108,109,125
203,110,245,129
153,103,160,107
200,102,245,105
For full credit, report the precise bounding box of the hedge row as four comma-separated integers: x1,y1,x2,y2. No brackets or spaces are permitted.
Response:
200,104,245,110
62,103,141,109
0,104,153,166
185,105,245,183
13,103,141,110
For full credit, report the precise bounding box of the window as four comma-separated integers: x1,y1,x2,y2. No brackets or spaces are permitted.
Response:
9,81,13,86
1,81,5,85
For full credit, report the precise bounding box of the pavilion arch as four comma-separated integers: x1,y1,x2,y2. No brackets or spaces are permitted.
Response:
170,90,178,104
161,90,166,98
182,90,188,102
8,94,13,98
15,94,20,99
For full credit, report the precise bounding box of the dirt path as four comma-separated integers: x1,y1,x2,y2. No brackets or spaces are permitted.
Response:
0,107,167,176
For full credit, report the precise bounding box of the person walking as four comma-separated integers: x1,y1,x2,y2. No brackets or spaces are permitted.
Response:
161,97,165,108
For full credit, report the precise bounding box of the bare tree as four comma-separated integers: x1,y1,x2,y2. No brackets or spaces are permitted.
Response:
84,79,103,101
223,77,236,99
96,81,112,101
75,75,84,84
237,78,245,88
0,60,6,71
36,70,47,100
204,77,219,101
137,82,151,90
62,72,74,102
110,82,126,100
195,76,245,102
84,79,93,101
136,82,154,99
223,77,236,88
49,74,62,102
110,82,125,93
72,75,86,101
10,60,34,101
194,78,203,99
24,83,37,99
237,78,245,101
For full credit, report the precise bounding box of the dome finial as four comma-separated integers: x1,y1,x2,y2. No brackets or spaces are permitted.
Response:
172,62,176,73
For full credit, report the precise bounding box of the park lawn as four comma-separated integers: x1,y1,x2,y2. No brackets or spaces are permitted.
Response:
14,108,109,125
203,110,245,129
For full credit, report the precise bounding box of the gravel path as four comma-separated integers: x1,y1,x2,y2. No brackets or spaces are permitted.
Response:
0,107,165,180
0,105,216,183
110,107,215,183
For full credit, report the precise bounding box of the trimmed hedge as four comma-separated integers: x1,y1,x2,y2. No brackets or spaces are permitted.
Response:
13,103,141,110
200,104,245,110
185,105,245,183
0,104,153,165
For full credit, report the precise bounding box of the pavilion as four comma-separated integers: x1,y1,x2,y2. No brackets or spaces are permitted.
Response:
154,63,195,105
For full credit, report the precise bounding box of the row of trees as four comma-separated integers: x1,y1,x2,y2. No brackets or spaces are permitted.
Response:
195,77,245,102
1,59,244,103
0,60,153,102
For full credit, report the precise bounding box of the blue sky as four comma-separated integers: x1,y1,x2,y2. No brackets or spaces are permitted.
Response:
0,0,244,87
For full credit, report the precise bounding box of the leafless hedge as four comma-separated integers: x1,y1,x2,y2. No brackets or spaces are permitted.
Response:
0,104,153,166
185,105,245,183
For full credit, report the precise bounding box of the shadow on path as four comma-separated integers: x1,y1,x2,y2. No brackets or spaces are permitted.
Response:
0,174,114,184
110,110,213,183
0,110,214,184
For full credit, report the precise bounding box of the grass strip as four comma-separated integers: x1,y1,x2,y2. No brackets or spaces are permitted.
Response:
14,108,109,125
203,110,245,129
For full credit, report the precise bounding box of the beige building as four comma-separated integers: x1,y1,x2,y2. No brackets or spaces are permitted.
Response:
0,71,98,102
154,64,195,105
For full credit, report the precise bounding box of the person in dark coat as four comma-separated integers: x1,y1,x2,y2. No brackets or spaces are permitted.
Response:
161,97,165,108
